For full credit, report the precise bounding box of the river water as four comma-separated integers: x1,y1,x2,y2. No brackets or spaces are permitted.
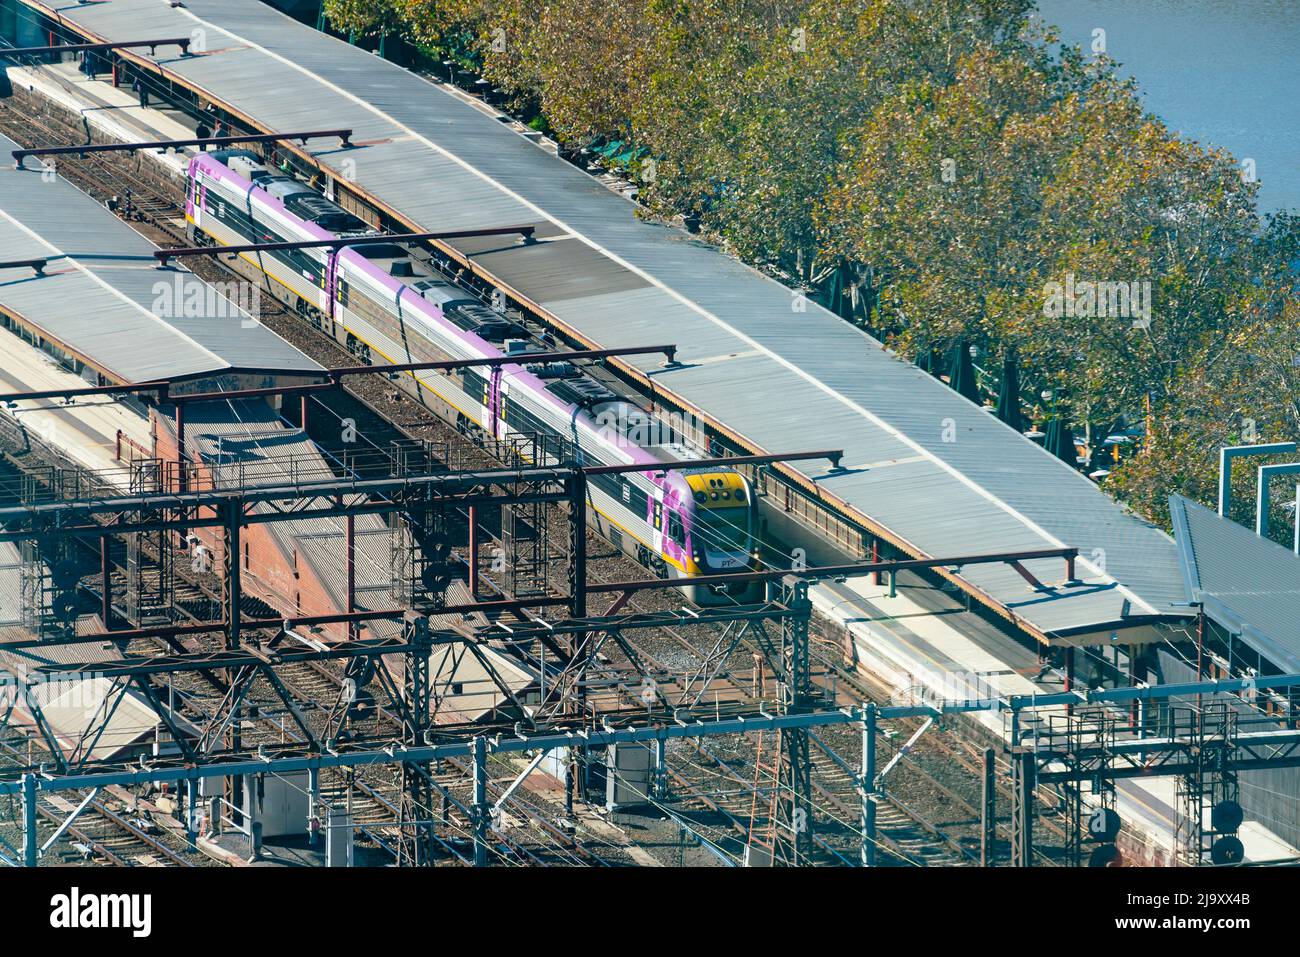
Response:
1036,0,1300,214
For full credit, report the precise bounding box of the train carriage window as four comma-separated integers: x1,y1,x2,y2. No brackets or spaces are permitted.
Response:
589,472,620,501
336,276,350,307
624,481,650,518
462,369,486,399
653,501,662,530
621,480,631,504
503,396,542,435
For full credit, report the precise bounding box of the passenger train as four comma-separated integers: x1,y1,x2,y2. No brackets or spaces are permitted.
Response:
184,149,760,604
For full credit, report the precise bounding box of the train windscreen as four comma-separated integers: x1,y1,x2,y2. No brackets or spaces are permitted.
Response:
693,506,750,553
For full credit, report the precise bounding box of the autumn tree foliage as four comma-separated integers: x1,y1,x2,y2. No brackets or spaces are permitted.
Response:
322,0,1300,539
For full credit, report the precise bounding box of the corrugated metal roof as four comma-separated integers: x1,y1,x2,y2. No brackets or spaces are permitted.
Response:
172,398,401,638
1169,494,1300,673
0,129,320,382
0,639,166,761
24,0,1191,638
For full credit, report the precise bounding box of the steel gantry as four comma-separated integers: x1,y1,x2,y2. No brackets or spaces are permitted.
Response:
11,130,356,169
8,673,1300,867
1004,686,1300,866
745,577,815,865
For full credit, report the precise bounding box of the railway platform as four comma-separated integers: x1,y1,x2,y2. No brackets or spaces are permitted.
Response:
0,326,152,481
816,572,1300,864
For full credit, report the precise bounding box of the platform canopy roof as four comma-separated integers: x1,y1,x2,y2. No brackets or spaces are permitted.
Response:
0,130,321,385
1170,495,1300,674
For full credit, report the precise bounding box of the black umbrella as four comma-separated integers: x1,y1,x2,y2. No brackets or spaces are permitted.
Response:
916,346,940,376
995,353,1026,432
1044,418,1077,465
947,342,981,405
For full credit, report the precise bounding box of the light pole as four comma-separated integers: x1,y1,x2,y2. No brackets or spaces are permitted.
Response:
1217,442,1295,518
1294,485,1299,555
1256,461,1300,538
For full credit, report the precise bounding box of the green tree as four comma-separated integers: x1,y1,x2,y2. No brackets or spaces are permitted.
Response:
1107,215,1300,533
322,0,408,38
816,33,1270,461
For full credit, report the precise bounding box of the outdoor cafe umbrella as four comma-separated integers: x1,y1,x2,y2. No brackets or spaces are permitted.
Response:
947,342,981,405
995,353,1026,433
1043,418,1077,465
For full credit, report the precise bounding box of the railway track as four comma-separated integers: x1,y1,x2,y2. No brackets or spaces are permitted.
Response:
805,739,975,866
34,793,198,867
0,458,615,866
0,735,206,866
138,556,622,866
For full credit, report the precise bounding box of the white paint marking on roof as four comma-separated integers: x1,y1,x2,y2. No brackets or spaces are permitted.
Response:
687,350,764,365
0,207,230,374
844,454,929,472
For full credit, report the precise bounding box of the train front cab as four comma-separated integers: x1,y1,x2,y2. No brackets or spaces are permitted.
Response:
674,472,762,606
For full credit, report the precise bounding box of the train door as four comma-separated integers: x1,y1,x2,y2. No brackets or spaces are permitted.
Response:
664,507,686,569
482,368,499,434
496,380,509,441
193,180,207,230
312,250,330,316
324,254,339,338
185,169,197,225
651,486,664,554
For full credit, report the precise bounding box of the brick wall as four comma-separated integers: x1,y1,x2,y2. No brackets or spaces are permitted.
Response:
152,406,357,642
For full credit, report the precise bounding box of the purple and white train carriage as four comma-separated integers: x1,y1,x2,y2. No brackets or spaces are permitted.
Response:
184,149,760,604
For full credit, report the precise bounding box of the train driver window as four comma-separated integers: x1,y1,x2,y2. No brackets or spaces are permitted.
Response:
667,512,684,546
